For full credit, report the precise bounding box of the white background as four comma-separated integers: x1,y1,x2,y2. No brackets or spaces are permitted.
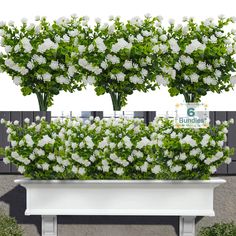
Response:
0,0,236,115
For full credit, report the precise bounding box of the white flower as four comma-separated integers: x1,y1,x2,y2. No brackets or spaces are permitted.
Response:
203,76,217,85
83,76,95,85
152,45,159,53
106,54,120,64
151,165,161,174
100,61,108,69
13,120,19,125
123,60,133,69
19,140,24,146
53,165,64,173
171,165,182,173
189,73,199,83
113,167,124,175
95,37,107,52
94,17,101,24
185,39,206,54
222,127,228,134
156,75,169,86
225,157,232,164
111,38,132,53
209,166,217,173
42,73,52,82
142,30,152,37
24,118,30,124
197,61,206,71
115,72,125,82
185,163,193,170
38,135,54,147
130,75,143,84
34,148,45,156
63,34,70,42
168,19,175,24
84,136,94,149
50,61,59,70
11,141,17,147
145,13,151,18
159,44,168,54
137,137,150,149
3,157,10,164
141,69,148,77
5,45,12,53
230,76,236,85
56,75,70,85
72,166,78,174
180,55,193,65
210,35,217,43
32,55,46,64
47,153,55,160
18,166,25,174
24,134,34,147
140,162,149,172
160,35,167,42
21,37,33,53
168,38,180,53
123,136,133,149
199,153,206,161
42,163,49,171
78,45,86,54
181,135,197,147
88,44,95,52
13,76,22,86
179,153,187,161
37,38,58,53
0,21,6,27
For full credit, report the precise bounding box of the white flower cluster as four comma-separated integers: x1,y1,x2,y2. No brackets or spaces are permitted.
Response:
2,116,233,180
4,59,28,75
111,38,132,53
78,58,102,75
37,38,58,53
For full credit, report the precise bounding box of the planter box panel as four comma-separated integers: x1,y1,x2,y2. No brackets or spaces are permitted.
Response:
15,179,224,217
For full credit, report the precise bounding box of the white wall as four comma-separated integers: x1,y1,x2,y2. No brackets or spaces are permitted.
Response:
0,0,236,114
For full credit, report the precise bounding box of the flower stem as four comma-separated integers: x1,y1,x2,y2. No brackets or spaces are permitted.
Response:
183,93,199,103
36,92,49,111
109,92,123,111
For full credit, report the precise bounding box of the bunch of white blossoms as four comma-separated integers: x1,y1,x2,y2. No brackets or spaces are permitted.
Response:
72,15,164,110
148,117,234,179
1,116,234,180
160,15,236,103
0,15,87,111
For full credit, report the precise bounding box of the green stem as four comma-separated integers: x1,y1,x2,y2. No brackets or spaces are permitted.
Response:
183,93,199,103
109,92,122,111
36,92,49,111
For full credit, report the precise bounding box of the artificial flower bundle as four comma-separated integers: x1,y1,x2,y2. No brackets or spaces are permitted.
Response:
0,15,236,110
163,16,236,102
0,15,87,111
1,116,234,180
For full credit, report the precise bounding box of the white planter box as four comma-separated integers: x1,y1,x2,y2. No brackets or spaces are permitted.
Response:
15,178,225,236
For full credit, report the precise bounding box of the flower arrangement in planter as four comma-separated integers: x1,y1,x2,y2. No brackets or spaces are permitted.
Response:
159,16,236,102
1,116,234,180
71,15,168,110
0,16,86,111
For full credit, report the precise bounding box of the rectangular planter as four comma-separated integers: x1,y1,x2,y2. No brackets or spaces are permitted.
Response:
15,178,225,236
